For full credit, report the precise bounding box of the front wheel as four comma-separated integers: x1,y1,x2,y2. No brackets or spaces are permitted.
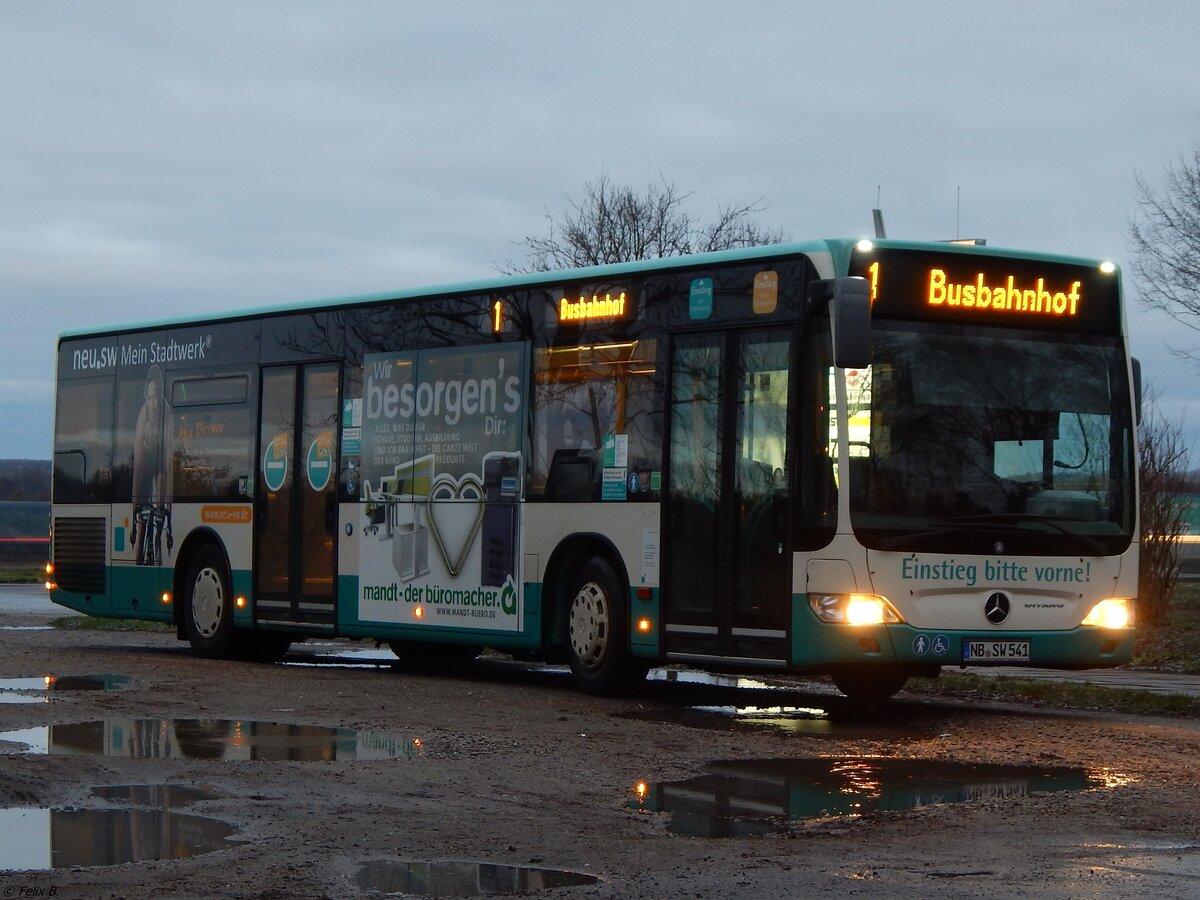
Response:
565,557,646,695
183,545,236,659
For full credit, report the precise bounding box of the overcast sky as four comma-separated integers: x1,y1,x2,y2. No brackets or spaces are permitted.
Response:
3,1,1199,460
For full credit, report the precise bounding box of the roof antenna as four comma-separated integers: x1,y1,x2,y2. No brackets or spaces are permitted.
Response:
872,185,887,239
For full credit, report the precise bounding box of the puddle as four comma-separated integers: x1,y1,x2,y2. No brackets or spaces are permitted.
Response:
646,669,781,691
679,703,836,735
621,700,946,740
355,859,598,896
0,719,424,761
631,758,1100,836
0,692,43,705
1079,842,1200,880
0,625,53,632
0,673,131,697
92,783,227,807
623,668,950,739
282,644,399,669
0,807,238,870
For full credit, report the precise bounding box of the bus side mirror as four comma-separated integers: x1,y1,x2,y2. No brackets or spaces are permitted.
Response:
831,277,872,369
1131,357,1142,426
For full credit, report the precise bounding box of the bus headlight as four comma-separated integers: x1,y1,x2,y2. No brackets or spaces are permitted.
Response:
1081,598,1132,629
809,593,903,625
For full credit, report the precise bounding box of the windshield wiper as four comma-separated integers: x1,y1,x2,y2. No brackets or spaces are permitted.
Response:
875,513,1109,554
946,512,1110,555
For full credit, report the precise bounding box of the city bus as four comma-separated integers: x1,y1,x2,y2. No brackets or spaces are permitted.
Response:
48,238,1139,699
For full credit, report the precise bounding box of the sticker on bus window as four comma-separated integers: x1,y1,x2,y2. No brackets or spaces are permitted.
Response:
306,430,334,492
602,467,627,500
689,278,714,320
263,434,289,492
753,270,778,314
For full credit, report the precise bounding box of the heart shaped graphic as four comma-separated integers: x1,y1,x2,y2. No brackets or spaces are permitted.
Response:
425,473,485,577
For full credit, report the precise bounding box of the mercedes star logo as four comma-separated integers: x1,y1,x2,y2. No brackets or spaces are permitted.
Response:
984,592,1011,624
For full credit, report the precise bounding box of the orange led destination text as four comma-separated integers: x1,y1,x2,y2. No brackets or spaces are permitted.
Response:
559,291,628,322
927,269,1082,317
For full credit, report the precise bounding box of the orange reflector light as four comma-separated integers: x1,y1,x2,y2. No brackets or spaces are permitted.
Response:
414,606,425,618
235,596,247,609
161,592,172,605
45,562,54,575
637,617,652,633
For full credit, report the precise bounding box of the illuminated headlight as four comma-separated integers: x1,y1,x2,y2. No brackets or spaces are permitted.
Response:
809,593,903,625
1081,598,1132,629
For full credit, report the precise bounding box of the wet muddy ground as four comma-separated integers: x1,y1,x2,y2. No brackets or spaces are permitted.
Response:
1,615,1199,898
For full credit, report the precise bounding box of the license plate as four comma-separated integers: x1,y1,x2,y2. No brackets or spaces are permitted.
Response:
962,640,1031,662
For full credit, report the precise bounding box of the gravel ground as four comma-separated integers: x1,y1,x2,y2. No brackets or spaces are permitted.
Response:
1,613,1199,899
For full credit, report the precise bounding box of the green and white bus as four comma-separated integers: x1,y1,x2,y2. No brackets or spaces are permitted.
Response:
49,238,1139,699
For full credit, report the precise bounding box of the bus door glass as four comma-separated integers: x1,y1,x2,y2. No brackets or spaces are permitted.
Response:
255,362,340,623
664,329,792,661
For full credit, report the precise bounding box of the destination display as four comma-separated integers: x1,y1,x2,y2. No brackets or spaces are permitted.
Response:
552,284,636,327
850,247,1121,333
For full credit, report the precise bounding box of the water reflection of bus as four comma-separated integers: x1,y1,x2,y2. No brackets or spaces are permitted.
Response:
632,758,1098,837
50,239,1137,699
34,719,412,761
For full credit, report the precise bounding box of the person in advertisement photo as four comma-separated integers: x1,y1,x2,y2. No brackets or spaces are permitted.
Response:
131,364,174,566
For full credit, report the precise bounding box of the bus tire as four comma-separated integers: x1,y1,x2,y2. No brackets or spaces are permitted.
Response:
183,545,236,659
565,556,646,696
830,664,909,701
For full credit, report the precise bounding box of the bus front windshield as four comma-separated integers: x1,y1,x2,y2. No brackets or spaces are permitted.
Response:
843,323,1135,556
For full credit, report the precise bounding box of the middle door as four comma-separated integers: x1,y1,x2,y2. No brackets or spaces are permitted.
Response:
663,329,793,663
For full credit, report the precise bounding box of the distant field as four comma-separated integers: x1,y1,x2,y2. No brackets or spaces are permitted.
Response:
0,500,48,564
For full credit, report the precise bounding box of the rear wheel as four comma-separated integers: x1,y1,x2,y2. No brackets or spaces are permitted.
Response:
183,545,235,659
566,556,647,695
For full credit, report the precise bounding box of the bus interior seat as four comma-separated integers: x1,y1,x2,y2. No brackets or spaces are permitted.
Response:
544,449,600,501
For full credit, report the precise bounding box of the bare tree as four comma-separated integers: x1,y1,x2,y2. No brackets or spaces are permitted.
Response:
504,174,788,273
1129,146,1200,363
1137,387,1193,622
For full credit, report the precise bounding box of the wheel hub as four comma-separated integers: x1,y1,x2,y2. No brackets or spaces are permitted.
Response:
569,581,609,669
191,567,225,638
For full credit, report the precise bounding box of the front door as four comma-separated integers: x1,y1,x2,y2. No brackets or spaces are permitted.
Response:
254,363,340,626
663,330,793,664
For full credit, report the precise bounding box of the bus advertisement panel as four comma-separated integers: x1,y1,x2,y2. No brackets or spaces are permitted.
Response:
355,344,527,631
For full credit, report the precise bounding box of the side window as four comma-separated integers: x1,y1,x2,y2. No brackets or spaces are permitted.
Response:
531,338,661,500
169,374,254,500
53,378,115,504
